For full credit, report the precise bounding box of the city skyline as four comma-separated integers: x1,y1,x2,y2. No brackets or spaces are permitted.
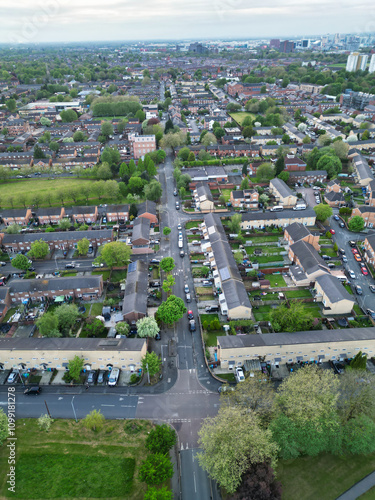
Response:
2,0,374,44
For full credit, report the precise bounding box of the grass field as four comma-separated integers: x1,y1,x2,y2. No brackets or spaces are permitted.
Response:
0,418,156,500
285,290,312,299
266,274,287,288
0,178,101,209
277,452,375,500
253,305,273,322
229,112,256,126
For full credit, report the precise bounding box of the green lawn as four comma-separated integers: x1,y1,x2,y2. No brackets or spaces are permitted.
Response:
186,221,201,229
111,270,127,282
246,235,280,243
204,330,226,347
1,307,17,323
220,189,232,202
266,274,287,288
92,270,111,280
218,372,236,383
359,486,375,499
254,255,284,264
353,304,363,315
0,178,101,209
277,452,375,500
253,305,273,322
89,302,104,317
0,418,157,500
200,313,220,324
229,112,256,126
344,284,353,295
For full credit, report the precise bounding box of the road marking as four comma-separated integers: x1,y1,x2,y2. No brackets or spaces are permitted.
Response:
101,404,115,407
168,378,171,383
121,405,136,408
58,397,63,400
193,471,196,492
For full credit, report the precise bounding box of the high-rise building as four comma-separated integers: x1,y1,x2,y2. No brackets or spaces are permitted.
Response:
279,40,294,53
346,52,369,72
270,39,280,49
369,54,375,74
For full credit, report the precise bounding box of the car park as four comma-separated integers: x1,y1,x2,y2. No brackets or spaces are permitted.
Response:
24,386,42,395
235,367,245,383
108,368,120,386
355,285,363,295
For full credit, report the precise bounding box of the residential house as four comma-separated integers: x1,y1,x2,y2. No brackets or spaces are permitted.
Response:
229,189,259,209
130,135,156,159
137,201,157,225
194,183,214,212
366,180,375,207
67,206,98,224
33,207,66,225
7,276,103,304
324,186,346,207
269,178,298,208
352,153,374,187
122,261,148,324
0,337,147,372
240,209,316,230
289,240,330,286
363,234,375,266
217,327,375,369
105,205,130,223
288,170,327,184
314,274,355,315
284,157,307,172
0,208,32,227
131,217,151,253
350,206,375,228
284,222,320,251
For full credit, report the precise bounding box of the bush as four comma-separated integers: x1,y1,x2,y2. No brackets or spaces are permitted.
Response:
146,424,177,454
139,454,174,485
130,373,140,384
38,414,53,432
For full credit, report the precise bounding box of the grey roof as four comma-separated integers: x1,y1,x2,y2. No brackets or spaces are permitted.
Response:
270,178,295,199
131,217,150,243
218,327,375,349
242,208,316,223
352,154,374,181
324,191,346,202
9,276,102,294
0,209,29,218
221,279,252,311
65,206,97,216
290,240,329,276
122,260,148,317
285,222,311,243
138,200,157,217
290,170,327,178
357,206,375,214
315,274,355,304
196,182,213,202
0,337,145,352
2,229,113,245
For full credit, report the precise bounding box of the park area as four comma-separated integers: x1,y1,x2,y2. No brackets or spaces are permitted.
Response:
0,418,160,499
229,112,256,126
0,178,103,209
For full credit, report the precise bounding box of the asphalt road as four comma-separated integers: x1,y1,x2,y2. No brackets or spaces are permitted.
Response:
329,213,375,312
180,449,221,500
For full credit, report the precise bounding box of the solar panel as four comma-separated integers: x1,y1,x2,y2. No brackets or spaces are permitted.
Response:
128,261,137,273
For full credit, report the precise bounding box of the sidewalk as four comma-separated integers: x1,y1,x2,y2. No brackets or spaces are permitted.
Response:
336,470,375,500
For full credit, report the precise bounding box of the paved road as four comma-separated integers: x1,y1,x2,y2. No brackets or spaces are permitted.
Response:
336,470,375,500
329,213,375,312
180,449,221,500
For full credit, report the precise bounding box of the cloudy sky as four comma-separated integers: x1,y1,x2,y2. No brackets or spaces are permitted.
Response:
2,0,374,44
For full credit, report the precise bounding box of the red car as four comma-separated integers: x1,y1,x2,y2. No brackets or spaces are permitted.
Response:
330,229,335,235
361,267,368,275
187,310,194,319
352,248,359,254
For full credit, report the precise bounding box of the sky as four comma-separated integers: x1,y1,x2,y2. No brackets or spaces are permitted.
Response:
2,0,375,44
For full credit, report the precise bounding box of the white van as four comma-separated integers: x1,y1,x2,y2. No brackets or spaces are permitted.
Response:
108,367,120,386
293,204,306,211
178,240,183,248
270,206,283,212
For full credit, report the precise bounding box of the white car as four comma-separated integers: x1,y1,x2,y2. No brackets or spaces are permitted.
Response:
92,262,104,268
235,367,245,383
348,270,356,279
108,367,120,386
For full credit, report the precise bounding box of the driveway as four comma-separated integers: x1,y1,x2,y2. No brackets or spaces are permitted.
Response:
295,187,318,207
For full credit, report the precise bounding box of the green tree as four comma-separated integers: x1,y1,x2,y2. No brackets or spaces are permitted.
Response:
136,316,160,339
162,275,176,295
302,135,312,144
198,406,278,494
146,424,177,454
6,99,16,112
55,304,79,335
28,239,49,260
144,486,172,500
11,254,30,271
6,224,20,234
201,132,217,147
73,131,86,142
99,241,132,268
228,214,242,234
33,144,45,159
144,180,162,201
163,227,171,237
115,322,130,336
178,147,191,161
278,171,290,183
49,141,60,152
240,177,250,190
349,351,367,370
139,453,174,485
337,370,375,423
83,410,105,432
314,203,333,222
269,300,314,333
36,311,60,337
141,352,162,378
77,237,90,256
101,121,113,138
96,162,112,180
256,163,274,182
37,414,53,432
348,215,365,232
187,151,195,162
60,109,78,122
58,218,71,231
0,408,7,445
157,295,187,326
282,134,291,144
160,257,175,273
317,154,342,178
67,355,84,382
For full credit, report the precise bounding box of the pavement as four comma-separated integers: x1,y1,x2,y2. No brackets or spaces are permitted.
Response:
336,470,375,500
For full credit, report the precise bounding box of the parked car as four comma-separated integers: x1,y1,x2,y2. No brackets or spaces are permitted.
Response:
180,250,185,258
349,270,356,279
361,267,368,275
339,222,345,228
7,372,17,384
108,367,120,386
235,367,245,383
352,248,359,254
87,370,97,384
355,285,363,295
322,255,331,260
65,263,75,269
184,284,190,294
150,259,160,265
177,223,182,230
334,215,340,221
92,262,104,268
354,254,362,262
339,248,345,254
150,281,161,288
202,280,212,287
369,285,375,293
342,256,348,263
173,189,178,196
349,241,356,247
329,229,335,235
0,262,6,266
189,319,196,332
366,309,375,319
205,305,219,313
186,293,191,303
24,386,42,396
